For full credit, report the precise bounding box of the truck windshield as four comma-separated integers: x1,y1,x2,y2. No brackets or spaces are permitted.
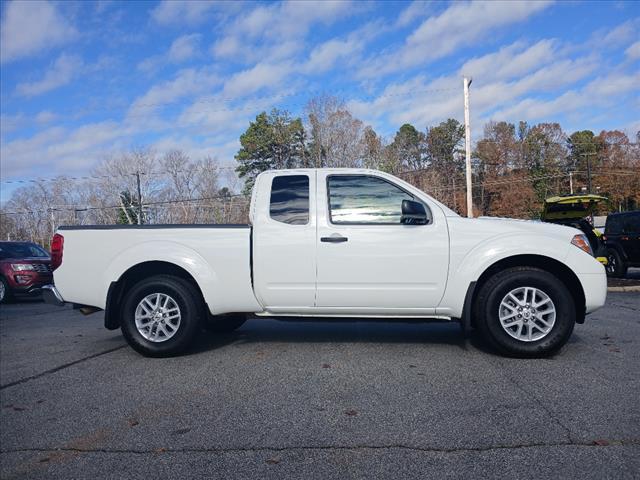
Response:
0,243,49,259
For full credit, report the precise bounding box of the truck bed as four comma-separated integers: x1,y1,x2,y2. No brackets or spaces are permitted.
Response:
54,224,261,314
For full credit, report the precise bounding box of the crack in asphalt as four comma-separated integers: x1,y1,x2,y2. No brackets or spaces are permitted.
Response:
608,302,639,312
2,439,639,456
0,345,127,390
492,358,576,443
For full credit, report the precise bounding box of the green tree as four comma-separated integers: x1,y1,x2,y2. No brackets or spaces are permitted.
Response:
426,119,464,170
387,123,426,171
117,191,139,224
425,119,465,211
522,123,567,202
235,109,306,194
362,126,386,170
567,130,601,172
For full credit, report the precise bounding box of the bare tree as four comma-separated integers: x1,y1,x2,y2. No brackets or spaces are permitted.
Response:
306,95,367,168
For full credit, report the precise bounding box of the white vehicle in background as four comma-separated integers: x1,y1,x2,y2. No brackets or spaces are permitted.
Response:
43,169,607,358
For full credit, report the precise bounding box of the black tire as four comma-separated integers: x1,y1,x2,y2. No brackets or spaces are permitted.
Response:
605,248,627,278
204,313,247,333
0,276,12,304
120,275,204,357
474,267,576,358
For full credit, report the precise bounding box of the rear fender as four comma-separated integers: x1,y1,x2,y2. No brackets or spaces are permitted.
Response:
104,241,218,311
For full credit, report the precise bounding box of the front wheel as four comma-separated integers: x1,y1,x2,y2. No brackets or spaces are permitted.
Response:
474,267,576,358
120,275,204,357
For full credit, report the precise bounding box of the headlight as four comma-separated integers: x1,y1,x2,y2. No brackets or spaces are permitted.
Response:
11,264,35,271
570,234,593,256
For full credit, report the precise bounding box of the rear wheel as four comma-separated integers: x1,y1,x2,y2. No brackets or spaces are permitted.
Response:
120,275,204,357
474,267,575,358
605,248,627,278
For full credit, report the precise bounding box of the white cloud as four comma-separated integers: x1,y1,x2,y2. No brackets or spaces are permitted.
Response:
128,68,221,118
396,1,432,28
625,41,640,60
35,111,58,124
15,54,83,97
489,71,639,122
460,40,556,82
235,1,354,40
168,34,200,62
0,122,128,179
348,38,602,135
600,20,638,47
221,62,292,98
150,0,230,26
0,0,77,63
359,0,552,78
138,34,200,72
211,0,356,64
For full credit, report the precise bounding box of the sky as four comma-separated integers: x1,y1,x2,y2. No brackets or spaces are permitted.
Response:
1,0,639,201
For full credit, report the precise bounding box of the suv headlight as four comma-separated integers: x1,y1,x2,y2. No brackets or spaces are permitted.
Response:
11,264,35,271
570,234,593,256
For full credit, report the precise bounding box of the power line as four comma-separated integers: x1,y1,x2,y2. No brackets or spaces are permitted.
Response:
5,86,462,127
3,139,636,185
3,169,637,216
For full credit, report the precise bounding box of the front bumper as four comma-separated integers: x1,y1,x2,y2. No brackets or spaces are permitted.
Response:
42,284,66,306
5,271,53,293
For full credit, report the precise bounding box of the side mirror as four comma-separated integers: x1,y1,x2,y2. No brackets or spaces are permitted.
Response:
401,200,429,225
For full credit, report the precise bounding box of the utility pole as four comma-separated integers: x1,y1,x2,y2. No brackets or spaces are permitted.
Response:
135,171,143,225
569,172,573,194
463,77,473,218
581,152,596,194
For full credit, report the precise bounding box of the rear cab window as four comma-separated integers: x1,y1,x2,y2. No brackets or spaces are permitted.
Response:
269,175,309,225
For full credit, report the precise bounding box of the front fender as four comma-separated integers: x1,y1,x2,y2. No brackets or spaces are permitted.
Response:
437,233,573,317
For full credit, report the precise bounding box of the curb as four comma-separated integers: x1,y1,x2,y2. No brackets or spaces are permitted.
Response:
607,286,640,292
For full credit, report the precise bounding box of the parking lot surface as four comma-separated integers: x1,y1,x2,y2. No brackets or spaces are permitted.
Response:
1,294,639,479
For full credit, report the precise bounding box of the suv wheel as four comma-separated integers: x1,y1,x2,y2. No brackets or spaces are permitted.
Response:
474,267,575,358
605,248,627,278
120,275,204,357
0,277,11,304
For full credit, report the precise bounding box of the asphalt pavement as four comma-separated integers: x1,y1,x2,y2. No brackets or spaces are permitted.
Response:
1,293,639,479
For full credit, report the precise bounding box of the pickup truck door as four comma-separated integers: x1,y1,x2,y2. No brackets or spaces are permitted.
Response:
252,171,317,310
315,172,449,314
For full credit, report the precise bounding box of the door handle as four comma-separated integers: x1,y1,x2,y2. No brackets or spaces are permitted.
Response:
321,235,348,243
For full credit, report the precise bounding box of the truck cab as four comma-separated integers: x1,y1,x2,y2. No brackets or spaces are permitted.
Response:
250,169,450,315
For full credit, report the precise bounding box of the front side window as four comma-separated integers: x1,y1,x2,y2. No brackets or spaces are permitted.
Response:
328,175,414,224
270,175,309,225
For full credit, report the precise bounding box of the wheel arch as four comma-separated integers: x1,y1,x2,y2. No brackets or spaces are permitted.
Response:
104,261,207,330
465,254,586,327
606,241,628,261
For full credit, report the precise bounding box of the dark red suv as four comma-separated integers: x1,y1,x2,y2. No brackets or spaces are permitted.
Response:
0,241,53,303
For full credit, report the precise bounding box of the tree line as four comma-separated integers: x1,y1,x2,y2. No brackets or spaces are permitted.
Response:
235,95,639,217
1,94,638,247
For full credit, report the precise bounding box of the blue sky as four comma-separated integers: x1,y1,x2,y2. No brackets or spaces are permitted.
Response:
1,0,638,201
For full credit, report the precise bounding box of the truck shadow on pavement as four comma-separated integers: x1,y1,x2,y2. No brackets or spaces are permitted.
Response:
188,318,485,355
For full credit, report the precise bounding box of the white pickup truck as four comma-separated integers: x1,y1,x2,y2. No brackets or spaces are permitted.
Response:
44,168,607,357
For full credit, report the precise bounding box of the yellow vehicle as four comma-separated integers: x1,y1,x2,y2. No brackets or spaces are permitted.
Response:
541,194,608,265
